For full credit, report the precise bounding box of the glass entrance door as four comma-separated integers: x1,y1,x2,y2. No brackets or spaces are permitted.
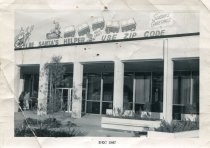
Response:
86,74,101,114
85,73,113,114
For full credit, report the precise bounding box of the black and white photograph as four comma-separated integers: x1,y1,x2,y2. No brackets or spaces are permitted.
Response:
14,10,199,137
0,0,210,148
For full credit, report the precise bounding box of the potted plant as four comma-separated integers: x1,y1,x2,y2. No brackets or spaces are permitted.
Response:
181,104,198,121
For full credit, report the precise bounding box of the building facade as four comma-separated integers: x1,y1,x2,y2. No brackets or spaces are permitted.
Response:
14,11,199,122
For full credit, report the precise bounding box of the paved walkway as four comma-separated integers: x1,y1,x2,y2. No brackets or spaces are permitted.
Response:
15,111,136,137
73,114,136,137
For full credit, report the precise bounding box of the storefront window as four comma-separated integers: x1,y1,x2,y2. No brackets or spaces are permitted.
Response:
135,72,151,103
123,71,163,113
151,72,163,112
123,72,133,110
173,71,191,105
135,72,151,112
173,70,199,119
23,74,39,110
192,71,199,105
102,73,113,101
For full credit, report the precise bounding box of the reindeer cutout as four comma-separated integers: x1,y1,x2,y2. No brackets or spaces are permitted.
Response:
46,20,61,39
15,25,34,48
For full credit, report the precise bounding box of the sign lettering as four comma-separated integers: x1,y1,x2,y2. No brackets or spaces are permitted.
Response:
144,30,165,37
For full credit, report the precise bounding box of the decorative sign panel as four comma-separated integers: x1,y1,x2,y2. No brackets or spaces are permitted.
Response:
14,11,199,50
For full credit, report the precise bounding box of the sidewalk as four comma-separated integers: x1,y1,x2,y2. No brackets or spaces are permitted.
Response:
73,114,135,137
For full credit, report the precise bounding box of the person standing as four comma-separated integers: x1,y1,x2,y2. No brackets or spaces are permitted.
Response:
24,92,30,110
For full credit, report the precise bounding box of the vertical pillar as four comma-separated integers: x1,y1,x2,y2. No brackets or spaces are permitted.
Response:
72,62,83,118
17,76,24,111
19,79,24,98
14,66,21,112
113,60,124,114
163,39,173,122
37,63,48,115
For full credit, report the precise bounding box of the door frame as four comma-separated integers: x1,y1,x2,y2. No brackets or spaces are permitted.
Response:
84,73,113,115
56,87,73,112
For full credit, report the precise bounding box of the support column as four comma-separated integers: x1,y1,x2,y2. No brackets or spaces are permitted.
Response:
113,60,124,114
163,39,173,122
72,62,83,118
14,66,23,112
37,63,48,115
17,76,24,111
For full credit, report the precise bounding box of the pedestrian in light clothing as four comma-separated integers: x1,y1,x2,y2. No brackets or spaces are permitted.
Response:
24,92,30,110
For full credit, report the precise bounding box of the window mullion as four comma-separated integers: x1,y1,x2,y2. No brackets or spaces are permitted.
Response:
133,76,136,112
150,72,153,103
190,71,193,105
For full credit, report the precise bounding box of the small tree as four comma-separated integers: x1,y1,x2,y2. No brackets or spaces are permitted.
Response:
44,56,66,113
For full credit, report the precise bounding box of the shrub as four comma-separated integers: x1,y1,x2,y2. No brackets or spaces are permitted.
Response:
42,118,61,128
16,117,86,137
15,127,86,137
23,117,61,128
155,118,199,133
66,121,77,127
185,104,198,114
23,118,41,127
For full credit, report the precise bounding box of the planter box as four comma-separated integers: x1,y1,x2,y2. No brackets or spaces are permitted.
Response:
106,109,134,117
101,117,161,131
181,114,198,121
106,109,163,119
148,130,199,138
